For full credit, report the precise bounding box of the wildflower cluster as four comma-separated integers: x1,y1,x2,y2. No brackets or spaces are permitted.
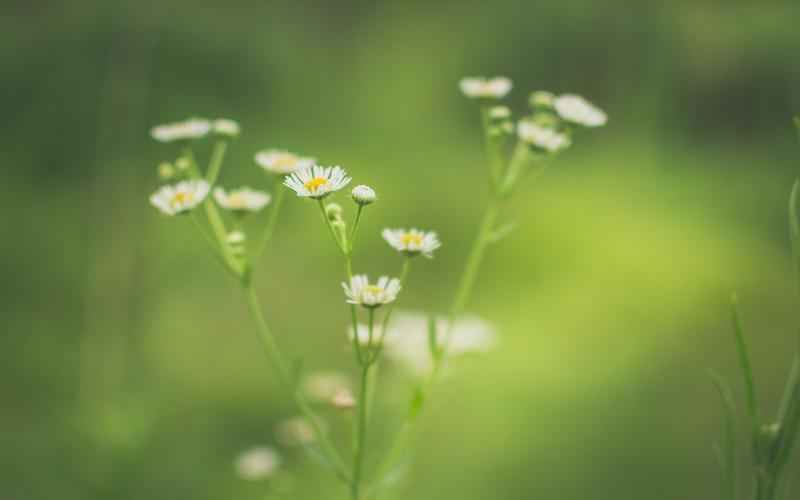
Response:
146,77,606,499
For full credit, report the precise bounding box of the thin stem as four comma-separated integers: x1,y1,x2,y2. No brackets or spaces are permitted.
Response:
317,199,346,254
190,213,236,277
730,294,761,436
352,309,375,500
349,204,365,254
205,140,228,184
257,186,286,257
243,284,350,483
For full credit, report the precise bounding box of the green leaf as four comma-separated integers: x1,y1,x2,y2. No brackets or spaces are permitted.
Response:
773,346,800,471
427,314,440,361
710,370,739,500
790,180,800,294
408,386,426,419
729,294,760,435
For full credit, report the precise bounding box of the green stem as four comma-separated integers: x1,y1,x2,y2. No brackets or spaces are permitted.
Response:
352,309,375,500
730,295,761,437
257,186,286,257
349,204,365,255
205,140,227,184
243,284,350,483
318,199,346,254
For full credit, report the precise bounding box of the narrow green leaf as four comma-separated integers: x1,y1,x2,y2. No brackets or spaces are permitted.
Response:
773,348,800,471
790,180,800,294
730,294,760,435
488,222,517,244
408,386,426,419
427,314,440,361
710,370,739,500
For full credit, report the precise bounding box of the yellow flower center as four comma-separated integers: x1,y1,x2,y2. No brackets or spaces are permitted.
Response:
400,233,423,247
172,191,192,206
365,285,384,295
228,193,247,209
304,177,329,192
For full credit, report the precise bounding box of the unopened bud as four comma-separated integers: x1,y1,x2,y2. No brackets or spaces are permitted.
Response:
351,185,376,206
158,162,175,180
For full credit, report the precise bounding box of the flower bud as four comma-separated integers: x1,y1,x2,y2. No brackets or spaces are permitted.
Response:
175,156,191,171
158,162,175,180
351,185,376,206
213,118,240,137
325,203,343,221
488,106,511,121
529,91,556,109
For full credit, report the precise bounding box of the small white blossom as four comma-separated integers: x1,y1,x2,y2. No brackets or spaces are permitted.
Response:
284,165,351,199
255,149,316,175
342,275,401,308
553,94,607,127
213,186,271,213
213,118,240,137
383,311,496,375
150,118,211,143
275,417,317,447
331,389,356,410
382,228,441,258
459,77,512,99
302,372,350,403
351,185,377,205
235,447,281,480
227,231,246,245
488,106,511,120
149,180,210,216
517,120,571,153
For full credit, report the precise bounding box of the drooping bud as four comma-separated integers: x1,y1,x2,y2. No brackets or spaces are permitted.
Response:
351,185,376,206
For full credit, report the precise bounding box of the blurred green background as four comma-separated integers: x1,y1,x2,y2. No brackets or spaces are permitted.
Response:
3,0,800,498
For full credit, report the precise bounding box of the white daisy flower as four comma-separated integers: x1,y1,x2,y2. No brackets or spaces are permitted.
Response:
213,118,240,137
275,417,317,447
459,76,512,99
255,149,316,175
284,165,351,199
302,372,350,403
517,120,571,153
342,275,401,308
235,447,281,480
149,180,210,216
382,228,441,258
213,186,271,213
553,94,607,127
150,118,211,143
382,311,496,375
351,185,376,205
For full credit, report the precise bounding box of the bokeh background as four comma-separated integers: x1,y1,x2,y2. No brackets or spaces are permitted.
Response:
3,0,800,499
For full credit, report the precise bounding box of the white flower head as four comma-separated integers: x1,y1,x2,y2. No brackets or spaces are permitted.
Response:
342,275,401,308
459,76,512,99
284,165,351,199
213,186,271,213
553,94,607,127
517,120,572,153
275,417,317,447
351,185,376,205
235,447,281,480
255,149,316,175
383,311,496,375
213,118,240,137
150,118,211,143
149,180,210,216
302,372,350,403
382,228,441,258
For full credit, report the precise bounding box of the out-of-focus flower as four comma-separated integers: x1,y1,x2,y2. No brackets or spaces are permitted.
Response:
331,389,356,410
150,118,212,143
235,446,281,480
284,165,351,199
351,185,377,206
382,311,496,375
158,162,175,180
255,149,316,175
342,275,401,308
488,106,512,121
149,180,210,215
213,118,240,137
529,91,556,109
382,228,441,258
459,77,512,99
553,94,607,127
275,417,317,447
517,120,571,153
302,372,350,403
213,187,271,213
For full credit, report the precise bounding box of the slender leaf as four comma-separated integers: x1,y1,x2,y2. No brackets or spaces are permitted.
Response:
773,347,800,471
730,294,761,434
790,180,800,294
710,370,739,500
